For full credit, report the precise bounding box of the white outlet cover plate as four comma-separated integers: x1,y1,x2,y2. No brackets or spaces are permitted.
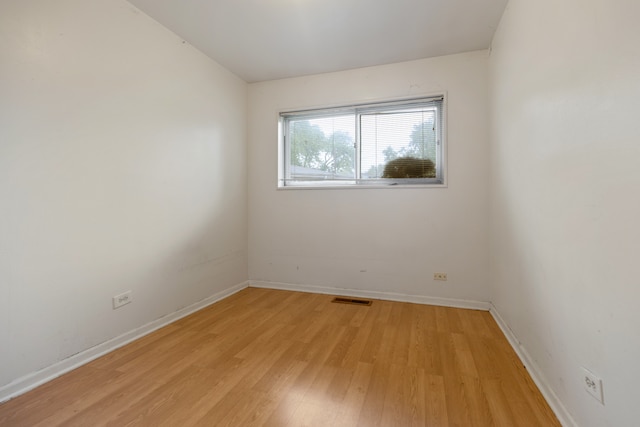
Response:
581,367,604,404
113,291,132,309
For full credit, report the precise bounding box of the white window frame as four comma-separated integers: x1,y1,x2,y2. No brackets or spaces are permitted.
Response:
278,95,446,189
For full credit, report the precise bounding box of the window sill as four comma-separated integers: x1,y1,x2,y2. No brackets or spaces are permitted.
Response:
277,182,447,190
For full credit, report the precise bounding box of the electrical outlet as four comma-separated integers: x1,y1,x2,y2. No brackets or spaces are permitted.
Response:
113,291,132,309
434,273,447,281
582,367,604,404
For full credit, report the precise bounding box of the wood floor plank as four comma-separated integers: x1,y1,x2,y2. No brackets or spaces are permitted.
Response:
451,333,479,378
403,366,427,427
459,376,494,426
333,362,374,427
424,374,449,427
287,365,340,427
437,332,474,427
391,304,412,366
0,368,119,427
422,329,444,375
356,362,390,426
381,363,426,427
0,288,561,426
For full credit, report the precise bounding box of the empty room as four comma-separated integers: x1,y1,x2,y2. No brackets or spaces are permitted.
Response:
1,0,638,426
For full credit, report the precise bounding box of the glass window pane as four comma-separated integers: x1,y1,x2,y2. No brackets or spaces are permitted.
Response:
286,115,356,181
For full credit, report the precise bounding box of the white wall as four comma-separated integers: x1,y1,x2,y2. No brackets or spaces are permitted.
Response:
489,0,640,425
248,51,491,303
0,0,247,391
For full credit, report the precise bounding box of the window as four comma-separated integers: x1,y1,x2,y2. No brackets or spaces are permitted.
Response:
279,96,445,188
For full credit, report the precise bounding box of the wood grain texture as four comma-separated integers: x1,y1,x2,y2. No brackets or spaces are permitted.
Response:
0,288,561,426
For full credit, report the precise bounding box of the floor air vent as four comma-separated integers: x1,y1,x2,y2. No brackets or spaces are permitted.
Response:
331,297,372,306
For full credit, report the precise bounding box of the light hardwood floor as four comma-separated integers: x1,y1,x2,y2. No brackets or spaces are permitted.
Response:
0,288,560,426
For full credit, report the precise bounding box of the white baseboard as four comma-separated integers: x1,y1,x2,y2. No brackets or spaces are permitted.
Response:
489,304,577,427
249,280,491,311
0,281,249,404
